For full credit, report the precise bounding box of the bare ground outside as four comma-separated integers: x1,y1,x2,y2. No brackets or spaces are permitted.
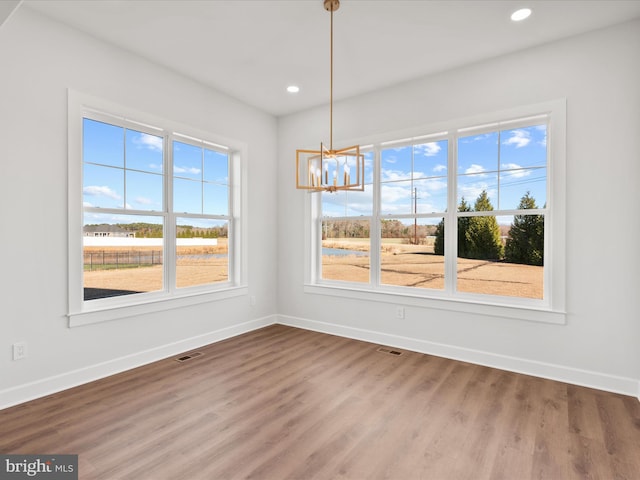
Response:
84,238,543,300
322,239,543,299
83,240,229,296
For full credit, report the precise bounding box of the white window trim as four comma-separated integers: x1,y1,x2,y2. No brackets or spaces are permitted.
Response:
305,99,566,325
67,90,248,327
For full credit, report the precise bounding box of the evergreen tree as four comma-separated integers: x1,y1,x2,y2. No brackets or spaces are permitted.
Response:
433,197,472,256
504,192,544,266
457,197,472,258
466,191,503,260
434,218,445,255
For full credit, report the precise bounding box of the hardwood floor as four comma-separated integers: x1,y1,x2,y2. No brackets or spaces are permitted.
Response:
1,325,639,479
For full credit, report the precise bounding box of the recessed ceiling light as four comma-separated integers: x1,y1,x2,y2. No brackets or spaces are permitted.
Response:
511,8,532,22
287,85,300,93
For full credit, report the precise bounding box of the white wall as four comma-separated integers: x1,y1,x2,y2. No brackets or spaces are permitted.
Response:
0,7,278,406
277,20,640,396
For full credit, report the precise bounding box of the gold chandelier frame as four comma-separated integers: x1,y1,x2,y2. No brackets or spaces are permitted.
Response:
295,0,365,193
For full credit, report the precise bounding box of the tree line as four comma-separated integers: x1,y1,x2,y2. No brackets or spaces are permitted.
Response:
84,223,227,238
434,191,544,266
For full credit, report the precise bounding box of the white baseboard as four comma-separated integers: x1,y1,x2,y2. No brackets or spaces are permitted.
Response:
3,314,638,410
0,315,277,410
278,314,640,399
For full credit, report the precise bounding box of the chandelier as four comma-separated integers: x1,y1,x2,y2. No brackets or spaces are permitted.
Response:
296,0,364,193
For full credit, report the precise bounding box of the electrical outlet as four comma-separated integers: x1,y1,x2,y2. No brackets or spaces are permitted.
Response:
250,295,256,307
12,342,27,361
396,307,405,319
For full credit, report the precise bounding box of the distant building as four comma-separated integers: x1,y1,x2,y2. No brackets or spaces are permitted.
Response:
83,225,135,238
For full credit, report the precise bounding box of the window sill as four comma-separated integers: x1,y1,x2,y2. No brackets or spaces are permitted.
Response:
68,286,248,327
304,283,566,325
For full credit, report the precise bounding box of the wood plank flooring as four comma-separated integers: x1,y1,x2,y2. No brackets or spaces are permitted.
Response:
1,324,639,479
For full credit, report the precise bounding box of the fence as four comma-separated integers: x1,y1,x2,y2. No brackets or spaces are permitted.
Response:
84,250,163,271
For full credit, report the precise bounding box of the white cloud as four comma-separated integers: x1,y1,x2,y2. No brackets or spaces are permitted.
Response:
133,133,163,152
83,201,94,208
501,163,532,180
135,196,154,205
463,133,495,143
503,129,531,148
381,184,411,205
174,165,201,175
415,142,441,157
148,163,163,171
83,185,121,200
465,164,486,175
415,178,447,192
458,183,496,203
380,169,409,182
501,162,521,170
433,164,446,173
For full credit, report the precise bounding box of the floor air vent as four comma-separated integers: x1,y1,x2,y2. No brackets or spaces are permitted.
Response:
377,347,403,356
175,352,203,362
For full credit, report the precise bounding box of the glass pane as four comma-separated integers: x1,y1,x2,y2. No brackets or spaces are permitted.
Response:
174,177,201,214
380,218,444,290
500,125,547,168
381,145,411,181
83,163,124,209
380,180,413,214
126,129,163,173
321,220,370,283
499,124,547,209
203,183,229,215
413,140,448,179
414,177,448,214
458,131,499,174
499,167,546,210
203,149,228,183
173,141,202,180
83,213,163,300
83,118,123,168
176,218,228,288
363,150,374,185
456,214,543,299
322,185,373,217
457,173,498,208
321,191,349,217
126,170,163,211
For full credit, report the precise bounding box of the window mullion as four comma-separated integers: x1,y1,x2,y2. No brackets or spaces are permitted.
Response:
166,133,176,294
446,132,458,295
371,145,381,288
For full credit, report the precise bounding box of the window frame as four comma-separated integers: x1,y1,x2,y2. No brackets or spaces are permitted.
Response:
306,100,566,324
68,90,248,327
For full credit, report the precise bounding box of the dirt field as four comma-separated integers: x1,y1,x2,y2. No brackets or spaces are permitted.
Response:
84,238,543,300
321,239,543,299
83,240,229,293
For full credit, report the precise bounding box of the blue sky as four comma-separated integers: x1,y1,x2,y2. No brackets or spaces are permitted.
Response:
458,125,547,210
83,118,229,228
322,124,547,219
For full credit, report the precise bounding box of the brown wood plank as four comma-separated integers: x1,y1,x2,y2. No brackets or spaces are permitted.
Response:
1,325,638,480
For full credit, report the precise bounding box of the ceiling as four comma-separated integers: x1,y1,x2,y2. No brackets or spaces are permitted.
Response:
22,0,640,117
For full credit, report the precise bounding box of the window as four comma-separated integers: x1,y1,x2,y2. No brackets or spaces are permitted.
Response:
68,92,246,325
308,101,566,323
